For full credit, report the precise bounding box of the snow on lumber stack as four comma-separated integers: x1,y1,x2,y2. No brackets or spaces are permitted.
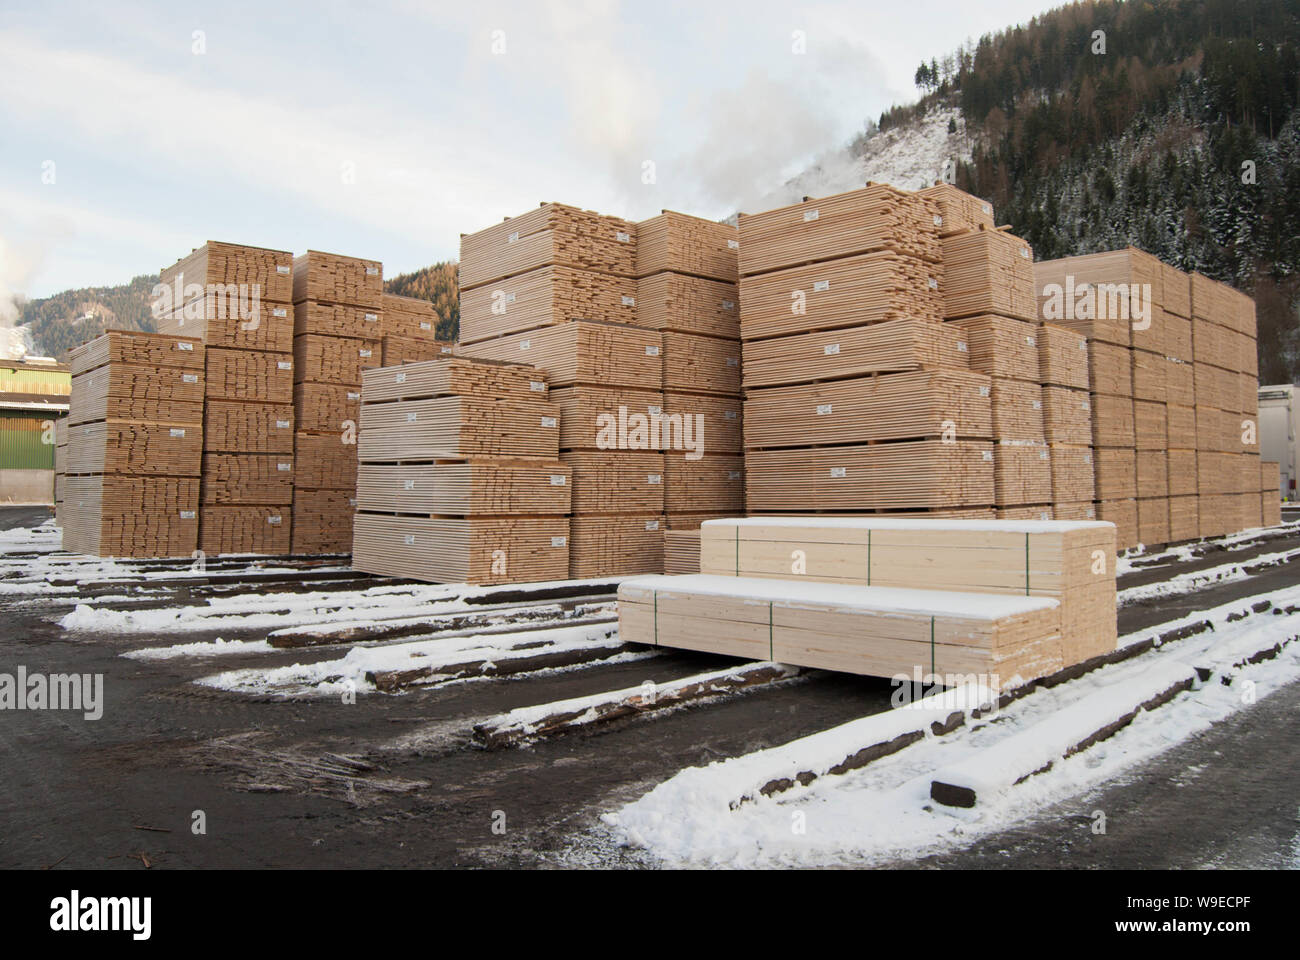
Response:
699,516,1118,668
618,574,1063,687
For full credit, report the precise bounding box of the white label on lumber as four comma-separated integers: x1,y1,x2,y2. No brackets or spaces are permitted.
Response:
277,265,290,274
395,372,407,383
646,345,661,356
183,374,199,383
824,344,841,355
982,451,994,461
404,479,416,490
272,308,287,318
804,209,820,222
550,475,566,486
1040,450,1049,459
180,511,196,519
816,404,833,415
177,342,194,351
359,349,373,358
1033,400,1042,409
519,339,531,351
508,231,519,243
552,537,567,547
616,232,631,243
530,381,546,392
169,428,186,438
622,296,636,306
934,215,944,226
648,474,662,484
928,278,939,289
541,416,557,428
724,410,737,419
830,467,847,478
276,420,290,429
407,412,418,422
1020,247,1030,259
366,266,379,275
982,203,992,214
420,321,432,330
722,300,735,311
645,521,659,531
365,313,378,322
958,341,969,352
505,293,516,303
440,346,452,353
979,386,990,397
728,471,741,480
268,516,282,525
1085,453,1093,464
278,462,291,471
813,280,830,292
1027,336,1036,346
649,406,662,415
728,239,739,249
726,357,739,366
278,361,292,370
1083,401,1091,411
348,392,360,401
405,535,416,545
350,498,357,506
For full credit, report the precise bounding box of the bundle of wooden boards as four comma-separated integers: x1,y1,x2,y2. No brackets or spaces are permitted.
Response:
1034,248,1263,547
61,331,204,557
620,517,1118,687
350,357,571,584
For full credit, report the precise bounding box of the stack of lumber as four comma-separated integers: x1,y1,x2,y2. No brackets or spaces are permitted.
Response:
919,183,995,237
378,294,454,366
941,229,1037,322
459,204,679,578
61,331,204,557
54,419,67,527
351,357,571,585
619,516,1117,686
158,241,295,555
663,529,702,575
290,251,387,554
1261,460,1282,527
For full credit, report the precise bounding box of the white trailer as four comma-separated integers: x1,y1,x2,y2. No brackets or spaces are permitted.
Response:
1258,384,1298,500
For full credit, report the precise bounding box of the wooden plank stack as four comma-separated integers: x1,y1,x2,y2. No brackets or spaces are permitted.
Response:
351,357,570,584
61,331,204,557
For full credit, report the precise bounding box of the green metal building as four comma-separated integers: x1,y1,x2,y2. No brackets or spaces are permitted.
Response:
0,359,70,503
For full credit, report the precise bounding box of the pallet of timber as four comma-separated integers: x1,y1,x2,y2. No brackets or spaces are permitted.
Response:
663,453,743,513
662,332,741,396
1053,501,1097,521
1036,323,1090,390
1097,498,1138,550
1131,350,1167,403
199,505,290,555
737,184,942,276
293,383,362,433
381,293,440,340
381,335,453,367
462,321,662,388
352,513,570,584
1048,444,1095,503
741,318,968,390
1164,314,1193,362
1137,497,1170,545
1134,400,1168,450
744,441,994,512
561,451,664,513
294,300,382,339
698,515,1117,665
159,241,293,307
290,489,355,555
952,315,1039,381
1091,395,1135,447
67,331,205,376
997,505,1054,520
357,397,560,462
1195,407,1234,453
61,475,200,558
1237,490,1263,530
663,529,702,575
292,335,380,387
362,357,546,403
205,348,294,403
743,370,992,449
1135,450,1169,498
1168,495,1198,541
1161,264,1191,318
69,364,204,426
942,229,1036,322
1034,248,1161,347
1235,452,1261,494
1167,449,1198,496
990,379,1045,442
547,386,664,451
635,211,738,282
200,454,294,504
1041,386,1091,445
203,402,294,454
65,420,201,476
1238,372,1260,418
292,251,382,309
1261,460,1281,498
664,391,741,454
739,250,942,340
295,432,355,489
917,184,995,237
994,442,1052,506
1088,341,1133,396
157,299,293,352
1166,359,1195,407
460,265,637,343
621,574,1063,685
1234,329,1258,376
1192,318,1236,370
1094,447,1137,500
635,273,740,339
460,203,637,290
355,459,571,515
570,514,664,578
1196,451,1235,493
1189,273,1238,325
1197,493,1233,538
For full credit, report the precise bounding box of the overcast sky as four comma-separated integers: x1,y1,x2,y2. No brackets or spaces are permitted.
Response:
1,0,1060,300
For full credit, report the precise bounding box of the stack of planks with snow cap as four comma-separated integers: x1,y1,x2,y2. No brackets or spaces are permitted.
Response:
739,183,992,517
62,331,205,557
458,202,667,577
620,516,1117,688
157,241,295,555
351,356,570,585
290,250,389,555
929,184,1052,520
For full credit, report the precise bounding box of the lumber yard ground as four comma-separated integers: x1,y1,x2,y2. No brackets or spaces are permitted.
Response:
1,504,1298,869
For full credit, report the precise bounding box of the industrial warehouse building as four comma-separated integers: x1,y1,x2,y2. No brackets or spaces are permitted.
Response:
0,357,69,504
